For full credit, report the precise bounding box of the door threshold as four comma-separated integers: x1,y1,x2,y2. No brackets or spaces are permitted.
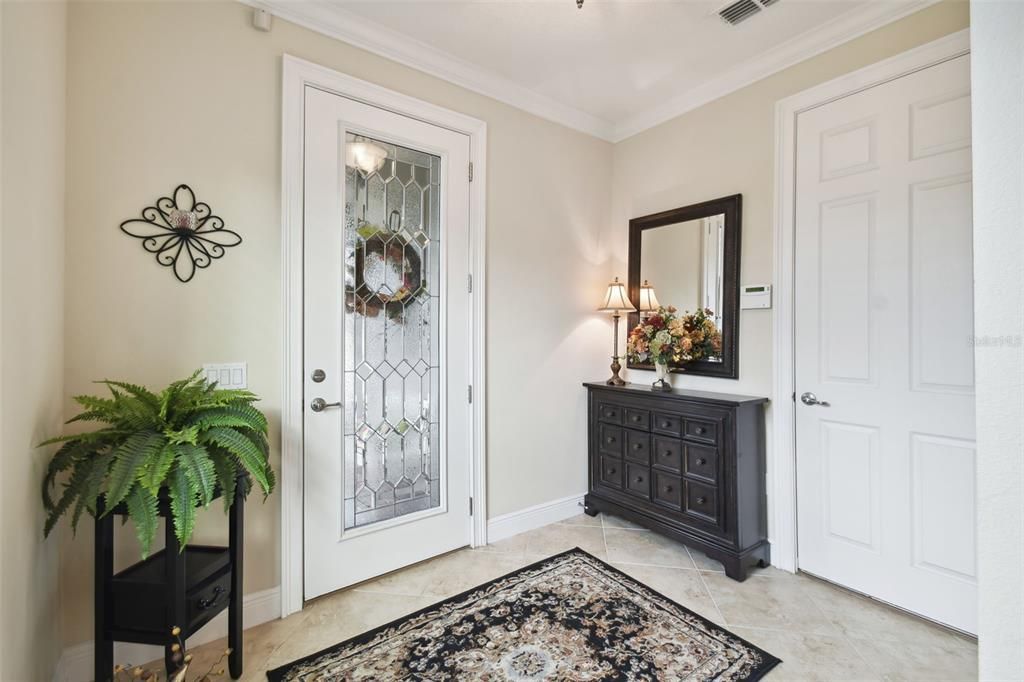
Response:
798,569,977,640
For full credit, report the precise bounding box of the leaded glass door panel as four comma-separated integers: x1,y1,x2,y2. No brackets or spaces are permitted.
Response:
344,132,442,531
303,86,473,600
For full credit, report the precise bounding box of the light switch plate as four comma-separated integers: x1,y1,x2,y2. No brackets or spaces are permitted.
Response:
203,362,247,389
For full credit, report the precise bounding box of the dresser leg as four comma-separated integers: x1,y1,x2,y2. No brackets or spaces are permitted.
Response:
722,555,749,582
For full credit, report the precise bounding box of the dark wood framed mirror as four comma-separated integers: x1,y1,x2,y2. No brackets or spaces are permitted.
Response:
627,194,741,379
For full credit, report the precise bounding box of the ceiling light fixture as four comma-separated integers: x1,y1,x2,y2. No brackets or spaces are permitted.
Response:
346,139,389,174
577,0,583,8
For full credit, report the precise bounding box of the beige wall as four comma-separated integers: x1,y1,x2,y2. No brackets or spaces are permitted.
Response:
971,2,1024,677
61,0,613,646
0,0,67,677
613,2,969,519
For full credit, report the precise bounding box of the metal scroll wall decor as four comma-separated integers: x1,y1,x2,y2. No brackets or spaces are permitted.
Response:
120,184,242,283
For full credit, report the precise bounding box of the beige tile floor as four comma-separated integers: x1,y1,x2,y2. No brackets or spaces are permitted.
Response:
158,513,977,681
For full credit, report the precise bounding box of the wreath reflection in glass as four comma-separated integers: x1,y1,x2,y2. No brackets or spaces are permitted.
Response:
347,209,426,322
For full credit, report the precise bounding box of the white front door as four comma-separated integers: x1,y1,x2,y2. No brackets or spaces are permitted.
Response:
303,86,473,600
794,55,976,632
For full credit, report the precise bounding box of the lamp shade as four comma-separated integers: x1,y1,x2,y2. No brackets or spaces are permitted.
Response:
597,277,637,313
638,279,661,312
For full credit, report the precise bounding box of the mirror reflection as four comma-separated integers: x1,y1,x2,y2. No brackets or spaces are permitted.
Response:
639,213,725,363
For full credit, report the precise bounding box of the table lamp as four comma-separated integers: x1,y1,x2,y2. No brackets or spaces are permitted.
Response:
597,277,636,386
638,279,660,318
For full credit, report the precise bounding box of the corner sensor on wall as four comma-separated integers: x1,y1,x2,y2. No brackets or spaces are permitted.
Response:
253,8,273,32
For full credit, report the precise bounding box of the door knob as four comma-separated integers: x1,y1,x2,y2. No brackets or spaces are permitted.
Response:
310,397,342,412
800,392,830,407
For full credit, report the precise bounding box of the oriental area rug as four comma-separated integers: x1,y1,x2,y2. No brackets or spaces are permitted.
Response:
267,548,780,681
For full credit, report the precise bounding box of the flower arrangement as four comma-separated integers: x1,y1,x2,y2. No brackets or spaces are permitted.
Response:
627,306,723,367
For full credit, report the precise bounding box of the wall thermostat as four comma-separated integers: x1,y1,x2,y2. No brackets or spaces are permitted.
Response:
740,284,772,309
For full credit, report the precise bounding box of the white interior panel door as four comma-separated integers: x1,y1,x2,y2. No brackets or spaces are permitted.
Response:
795,55,976,633
303,86,472,599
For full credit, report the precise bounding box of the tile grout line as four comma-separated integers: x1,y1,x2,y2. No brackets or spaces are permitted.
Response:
687,546,727,625
601,513,610,560
842,632,887,677
797,576,875,670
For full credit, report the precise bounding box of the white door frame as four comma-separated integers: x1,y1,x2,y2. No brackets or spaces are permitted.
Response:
279,55,488,617
770,30,970,573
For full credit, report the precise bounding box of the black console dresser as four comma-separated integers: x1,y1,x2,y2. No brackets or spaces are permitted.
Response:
584,382,769,580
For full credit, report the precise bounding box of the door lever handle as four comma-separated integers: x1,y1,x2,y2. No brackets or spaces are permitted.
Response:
800,392,830,407
310,397,343,413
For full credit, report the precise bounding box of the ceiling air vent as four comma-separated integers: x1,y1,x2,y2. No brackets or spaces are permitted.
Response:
718,0,779,25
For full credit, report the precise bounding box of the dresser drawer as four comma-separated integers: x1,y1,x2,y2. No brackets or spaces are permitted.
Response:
684,417,718,445
652,412,683,437
597,402,624,425
598,424,624,457
652,471,682,509
625,430,651,464
625,462,651,499
187,567,232,632
598,456,623,490
684,480,719,525
684,444,718,483
623,408,650,430
652,437,683,473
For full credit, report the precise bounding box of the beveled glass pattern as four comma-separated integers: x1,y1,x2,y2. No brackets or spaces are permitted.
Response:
344,133,442,530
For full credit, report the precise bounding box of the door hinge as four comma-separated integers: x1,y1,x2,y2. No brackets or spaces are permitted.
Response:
469,497,474,516
468,385,473,404
467,273,473,293
792,392,796,402
468,162,474,182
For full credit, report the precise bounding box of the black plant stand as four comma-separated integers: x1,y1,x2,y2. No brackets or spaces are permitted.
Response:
94,479,244,681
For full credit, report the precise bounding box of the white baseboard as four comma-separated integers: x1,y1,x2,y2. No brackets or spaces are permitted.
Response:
486,492,587,543
53,586,281,682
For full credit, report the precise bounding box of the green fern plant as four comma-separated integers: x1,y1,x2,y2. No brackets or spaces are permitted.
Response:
41,370,275,557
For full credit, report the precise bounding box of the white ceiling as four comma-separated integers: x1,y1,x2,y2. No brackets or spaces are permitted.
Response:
257,0,937,141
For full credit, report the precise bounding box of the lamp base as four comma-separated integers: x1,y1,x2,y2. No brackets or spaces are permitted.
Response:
606,356,626,386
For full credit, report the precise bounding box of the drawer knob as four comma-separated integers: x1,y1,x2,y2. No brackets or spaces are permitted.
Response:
608,468,617,475
607,436,616,443
664,485,674,493
635,476,644,483
696,457,706,466
696,426,706,435
696,496,707,505
633,443,643,450
198,585,225,611
632,415,641,422
660,421,671,428
663,451,672,457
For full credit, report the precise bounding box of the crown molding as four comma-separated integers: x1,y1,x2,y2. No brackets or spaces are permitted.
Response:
243,0,938,144
610,0,941,141
243,0,618,141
